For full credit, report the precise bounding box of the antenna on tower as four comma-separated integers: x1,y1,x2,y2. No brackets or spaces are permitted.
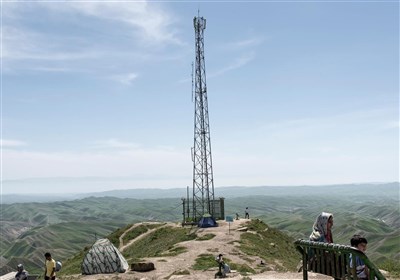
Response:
191,62,194,102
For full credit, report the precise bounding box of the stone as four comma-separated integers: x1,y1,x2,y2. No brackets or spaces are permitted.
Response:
131,262,155,272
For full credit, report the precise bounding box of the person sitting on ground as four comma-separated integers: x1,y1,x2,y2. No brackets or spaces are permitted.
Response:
309,212,334,243
350,234,370,279
15,264,28,280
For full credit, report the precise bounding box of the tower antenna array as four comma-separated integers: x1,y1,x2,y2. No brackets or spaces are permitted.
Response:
191,15,215,220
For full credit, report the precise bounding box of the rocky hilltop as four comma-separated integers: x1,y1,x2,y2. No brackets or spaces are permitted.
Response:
57,219,335,280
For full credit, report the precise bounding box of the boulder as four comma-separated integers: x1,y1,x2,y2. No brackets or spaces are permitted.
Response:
130,262,155,272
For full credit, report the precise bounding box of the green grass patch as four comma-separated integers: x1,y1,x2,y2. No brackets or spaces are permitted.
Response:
108,223,134,247
125,222,166,243
122,225,149,244
192,253,217,270
57,246,90,275
164,269,191,279
123,226,196,261
196,233,216,241
238,219,300,272
229,262,256,275
380,259,400,278
162,246,187,256
192,254,256,275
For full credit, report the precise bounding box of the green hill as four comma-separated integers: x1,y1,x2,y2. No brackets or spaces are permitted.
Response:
59,219,301,278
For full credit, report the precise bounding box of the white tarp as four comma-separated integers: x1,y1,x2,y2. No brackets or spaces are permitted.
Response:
0,272,15,280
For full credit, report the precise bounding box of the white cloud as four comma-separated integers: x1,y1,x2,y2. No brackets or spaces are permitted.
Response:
2,2,183,74
206,36,262,78
1,139,27,148
1,26,102,61
110,72,139,85
91,138,140,150
209,52,255,78
382,120,400,130
48,2,182,45
213,151,398,187
221,37,264,50
2,127,397,193
257,107,399,136
2,146,191,182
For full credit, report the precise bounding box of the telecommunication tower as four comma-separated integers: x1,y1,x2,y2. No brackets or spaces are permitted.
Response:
191,15,215,220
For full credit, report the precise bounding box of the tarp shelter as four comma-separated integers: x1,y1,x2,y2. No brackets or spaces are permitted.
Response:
198,214,218,228
81,238,129,275
0,272,16,280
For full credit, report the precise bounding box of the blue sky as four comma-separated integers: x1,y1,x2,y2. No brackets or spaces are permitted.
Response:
1,1,399,194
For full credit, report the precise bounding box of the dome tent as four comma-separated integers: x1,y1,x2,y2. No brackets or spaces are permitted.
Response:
81,238,129,275
198,213,218,228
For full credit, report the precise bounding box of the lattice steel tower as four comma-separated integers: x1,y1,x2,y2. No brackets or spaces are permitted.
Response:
191,15,215,220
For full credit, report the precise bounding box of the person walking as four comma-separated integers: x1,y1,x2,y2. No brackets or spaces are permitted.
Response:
44,252,56,280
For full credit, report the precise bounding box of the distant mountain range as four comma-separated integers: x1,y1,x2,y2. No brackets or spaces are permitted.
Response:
2,182,398,203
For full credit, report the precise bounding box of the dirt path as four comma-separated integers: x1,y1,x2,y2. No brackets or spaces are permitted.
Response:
139,218,251,279
129,219,333,279
118,219,329,279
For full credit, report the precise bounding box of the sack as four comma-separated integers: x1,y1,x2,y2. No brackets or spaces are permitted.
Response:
55,261,62,272
223,263,230,273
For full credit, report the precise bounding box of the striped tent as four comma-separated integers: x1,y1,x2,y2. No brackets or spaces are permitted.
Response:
81,238,128,275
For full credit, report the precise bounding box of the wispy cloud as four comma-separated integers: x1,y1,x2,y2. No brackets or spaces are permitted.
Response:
258,107,399,134
209,52,255,78
91,138,140,150
1,139,27,148
382,120,400,130
2,2,182,74
221,37,264,50
2,145,191,184
47,2,182,45
207,35,262,78
1,26,102,61
30,66,80,73
110,72,139,85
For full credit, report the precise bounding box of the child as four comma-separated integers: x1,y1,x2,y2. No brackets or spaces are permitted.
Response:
350,234,369,279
